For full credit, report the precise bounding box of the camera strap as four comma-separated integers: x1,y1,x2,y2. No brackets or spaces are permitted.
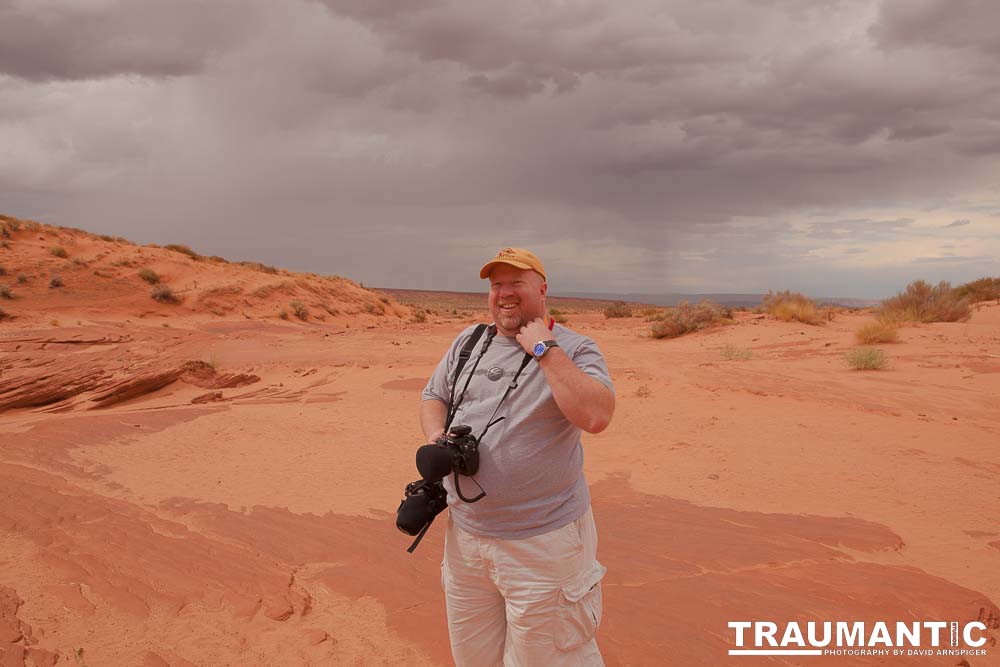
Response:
452,350,533,503
445,323,495,431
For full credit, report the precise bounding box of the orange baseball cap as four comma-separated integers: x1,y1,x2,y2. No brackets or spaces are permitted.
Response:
479,247,546,281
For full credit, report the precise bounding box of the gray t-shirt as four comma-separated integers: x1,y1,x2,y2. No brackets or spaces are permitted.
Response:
422,323,614,539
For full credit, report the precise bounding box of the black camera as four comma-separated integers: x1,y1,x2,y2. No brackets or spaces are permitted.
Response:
396,478,448,542
425,424,480,478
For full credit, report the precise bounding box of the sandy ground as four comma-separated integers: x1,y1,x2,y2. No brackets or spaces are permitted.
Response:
1,223,999,665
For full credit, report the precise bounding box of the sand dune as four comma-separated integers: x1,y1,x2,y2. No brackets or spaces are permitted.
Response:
1,217,998,665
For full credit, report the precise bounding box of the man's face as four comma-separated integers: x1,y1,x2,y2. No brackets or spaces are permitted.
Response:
488,264,547,336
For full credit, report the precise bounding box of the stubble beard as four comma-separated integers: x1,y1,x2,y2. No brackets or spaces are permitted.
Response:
495,305,523,336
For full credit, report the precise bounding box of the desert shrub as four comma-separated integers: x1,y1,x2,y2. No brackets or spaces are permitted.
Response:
650,301,730,339
637,308,661,320
720,345,752,360
363,301,385,315
549,307,569,324
49,246,68,258
0,286,11,299
16,274,28,284
763,290,822,325
856,321,899,344
206,255,228,263
953,276,1000,303
846,347,887,370
23,220,41,232
411,309,427,323
604,301,632,318
72,257,88,267
49,275,64,288
165,244,200,260
379,295,390,304
0,241,8,248
0,266,5,275
635,384,651,398
151,284,179,303
238,261,279,274
877,280,970,323
278,308,289,320
137,268,160,284
289,300,309,320
0,307,7,320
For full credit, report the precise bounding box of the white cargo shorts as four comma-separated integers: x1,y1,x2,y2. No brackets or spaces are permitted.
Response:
441,507,606,667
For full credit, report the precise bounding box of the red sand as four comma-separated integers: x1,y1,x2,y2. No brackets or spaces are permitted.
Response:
1,218,998,665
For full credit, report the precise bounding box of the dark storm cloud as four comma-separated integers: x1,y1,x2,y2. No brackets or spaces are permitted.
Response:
0,0,256,81
872,0,1000,56
2,0,998,297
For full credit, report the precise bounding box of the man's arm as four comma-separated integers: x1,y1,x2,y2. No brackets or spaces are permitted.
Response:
420,398,448,443
516,318,615,434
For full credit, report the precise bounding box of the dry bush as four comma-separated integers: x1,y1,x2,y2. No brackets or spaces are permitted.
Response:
635,384,651,398
0,286,11,299
251,281,293,299
238,261,279,274
846,347,887,370
763,290,822,325
138,268,160,284
278,308,289,320
720,345,752,360
165,244,200,260
363,301,385,315
199,285,242,298
49,246,68,258
24,220,42,232
49,275,64,288
151,284,179,303
604,301,632,318
0,306,8,320
650,301,731,339
877,280,970,323
856,321,899,344
637,307,662,320
411,309,427,323
549,307,569,324
16,274,28,284
953,276,1000,303
289,300,309,320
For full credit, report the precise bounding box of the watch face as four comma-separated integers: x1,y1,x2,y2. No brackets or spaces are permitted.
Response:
533,342,546,357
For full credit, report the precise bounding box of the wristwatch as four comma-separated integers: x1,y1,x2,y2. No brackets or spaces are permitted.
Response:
532,339,559,359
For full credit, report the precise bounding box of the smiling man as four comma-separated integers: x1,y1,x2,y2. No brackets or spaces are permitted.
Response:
421,247,615,666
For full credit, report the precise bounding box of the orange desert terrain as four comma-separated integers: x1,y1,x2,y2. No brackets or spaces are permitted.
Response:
1,216,998,666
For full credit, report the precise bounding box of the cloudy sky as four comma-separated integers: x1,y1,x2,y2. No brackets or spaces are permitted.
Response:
2,0,998,297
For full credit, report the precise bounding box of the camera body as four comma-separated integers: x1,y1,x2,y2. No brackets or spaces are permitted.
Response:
436,424,480,476
396,478,448,538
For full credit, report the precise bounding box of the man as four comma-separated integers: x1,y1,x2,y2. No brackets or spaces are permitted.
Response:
421,247,615,666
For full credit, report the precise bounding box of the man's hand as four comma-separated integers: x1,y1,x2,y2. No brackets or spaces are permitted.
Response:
515,315,615,433
515,316,552,355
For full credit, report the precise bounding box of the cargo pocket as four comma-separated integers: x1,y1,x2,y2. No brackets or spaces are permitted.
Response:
554,563,606,652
